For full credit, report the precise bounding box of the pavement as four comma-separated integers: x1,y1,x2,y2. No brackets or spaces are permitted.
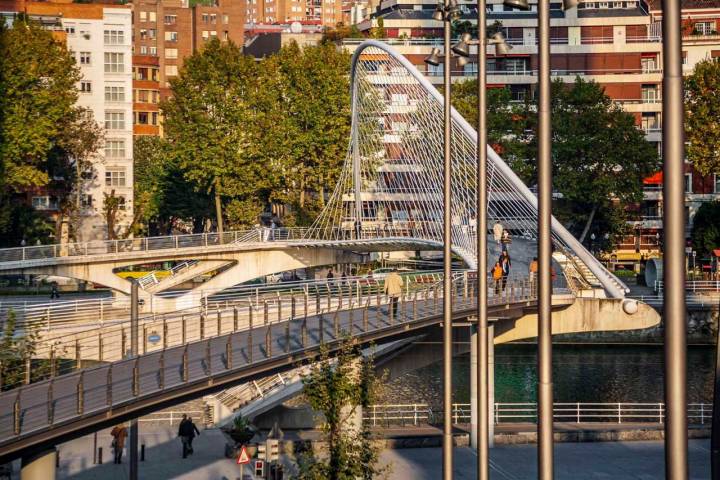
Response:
11,425,708,479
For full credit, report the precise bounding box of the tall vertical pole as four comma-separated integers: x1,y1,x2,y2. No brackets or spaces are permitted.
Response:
662,0,688,477
537,0,554,477
712,298,720,479
476,1,489,479
129,281,139,480
442,10,454,480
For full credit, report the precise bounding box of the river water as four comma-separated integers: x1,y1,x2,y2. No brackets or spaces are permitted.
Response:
381,343,716,405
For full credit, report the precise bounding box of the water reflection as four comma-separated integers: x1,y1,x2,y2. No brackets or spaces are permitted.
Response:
381,344,715,405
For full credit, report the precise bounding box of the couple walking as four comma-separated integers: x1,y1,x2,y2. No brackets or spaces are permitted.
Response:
491,251,512,294
178,415,201,458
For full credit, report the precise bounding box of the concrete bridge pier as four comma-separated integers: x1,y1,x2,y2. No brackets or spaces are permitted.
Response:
470,324,495,450
20,447,57,480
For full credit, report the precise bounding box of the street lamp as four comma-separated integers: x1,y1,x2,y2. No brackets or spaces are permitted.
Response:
450,22,510,480
423,3,459,478
497,0,577,479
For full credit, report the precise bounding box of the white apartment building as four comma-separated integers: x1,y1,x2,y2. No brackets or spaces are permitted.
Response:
1,1,134,242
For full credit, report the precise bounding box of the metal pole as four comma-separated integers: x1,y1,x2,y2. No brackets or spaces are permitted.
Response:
662,0,688,476
442,11,454,480
537,0,554,477
129,280,139,480
712,291,720,478
476,1,489,479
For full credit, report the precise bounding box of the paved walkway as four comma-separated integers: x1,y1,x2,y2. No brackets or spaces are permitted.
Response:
31,426,710,479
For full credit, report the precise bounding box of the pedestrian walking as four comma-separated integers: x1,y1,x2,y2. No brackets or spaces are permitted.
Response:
529,257,538,292
384,269,403,318
327,268,334,281
110,424,127,464
179,416,201,456
50,282,60,300
499,251,511,291
501,230,512,252
493,221,504,245
20,239,26,248
491,262,503,295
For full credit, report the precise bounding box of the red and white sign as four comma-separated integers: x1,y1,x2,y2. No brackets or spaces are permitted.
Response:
237,446,251,465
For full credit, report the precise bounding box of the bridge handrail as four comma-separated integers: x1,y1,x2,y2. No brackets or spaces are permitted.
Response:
655,279,720,293
364,402,711,426
0,274,538,453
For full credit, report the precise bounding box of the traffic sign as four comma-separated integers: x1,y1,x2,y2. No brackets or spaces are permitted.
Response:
236,446,251,465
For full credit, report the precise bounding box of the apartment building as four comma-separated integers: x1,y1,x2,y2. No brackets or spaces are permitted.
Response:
245,0,343,26
1,0,134,242
131,0,245,110
342,0,720,258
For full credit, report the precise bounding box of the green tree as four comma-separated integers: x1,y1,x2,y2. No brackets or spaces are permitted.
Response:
0,18,101,244
546,78,659,241
297,340,387,479
162,38,266,233
685,58,720,176
691,201,720,258
265,42,351,225
0,310,44,391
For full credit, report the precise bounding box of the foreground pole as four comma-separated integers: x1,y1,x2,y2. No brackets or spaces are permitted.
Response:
130,281,139,480
476,0,489,478
537,0,554,477
442,11,454,480
662,0,688,477
712,305,720,479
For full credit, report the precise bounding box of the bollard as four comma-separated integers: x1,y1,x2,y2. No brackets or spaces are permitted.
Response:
141,444,145,462
98,447,103,464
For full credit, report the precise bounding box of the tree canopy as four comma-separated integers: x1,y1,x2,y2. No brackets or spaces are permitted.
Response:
0,18,101,245
691,201,720,259
685,58,720,176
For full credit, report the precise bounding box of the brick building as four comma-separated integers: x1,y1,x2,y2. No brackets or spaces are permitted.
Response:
245,0,343,27
343,0,720,260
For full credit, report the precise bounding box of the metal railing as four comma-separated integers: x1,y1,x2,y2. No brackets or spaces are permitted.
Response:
363,402,713,426
340,36,660,47
655,280,720,293
138,410,204,425
0,274,537,451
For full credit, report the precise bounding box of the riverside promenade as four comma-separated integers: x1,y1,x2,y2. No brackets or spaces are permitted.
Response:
23,424,710,479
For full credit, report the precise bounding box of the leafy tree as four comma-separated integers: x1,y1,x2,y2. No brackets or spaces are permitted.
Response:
162,38,266,233
369,18,386,39
545,78,659,242
0,18,101,244
0,310,45,391
297,340,388,479
685,58,720,176
691,201,720,258
451,84,534,179
264,42,351,225
321,23,363,44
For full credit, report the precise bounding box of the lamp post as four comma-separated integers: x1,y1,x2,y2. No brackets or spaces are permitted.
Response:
451,23,510,480
498,0,577,478
424,2,461,478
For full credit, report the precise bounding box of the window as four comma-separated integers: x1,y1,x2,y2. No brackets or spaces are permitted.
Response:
80,195,93,208
104,29,124,45
64,25,76,34
715,174,720,193
32,196,57,210
210,30,217,37
117,196,127,210
105,168,126,187
139,11,147,21
104,52,124,73
165,65,178,76
105,85,125,102
149,11,156,22
149,46,157,55
105,111,125,130
80,81,92,93
202,30,209,40
427,62,443,76
641,85,658,102
164,15,176,24
685,173,692,193
165,48,178,59
105,140,126,159
641,113,659,131
694,21,715,35
165,31,178,42
210,14,217,23
140,29,148,40
140,45,147,54
463,61,478,75
79,52,91,65
202,13,210,22
223,14,229,23
224,31,229,40
683,51,688,65
148,29,156,39
641,56,657,73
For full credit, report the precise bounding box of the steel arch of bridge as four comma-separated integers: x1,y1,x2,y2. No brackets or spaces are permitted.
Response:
310,40,627,298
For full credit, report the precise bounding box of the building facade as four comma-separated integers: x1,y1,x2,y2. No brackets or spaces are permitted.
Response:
1,0,135,241
343,0,720,260
245,0,342,27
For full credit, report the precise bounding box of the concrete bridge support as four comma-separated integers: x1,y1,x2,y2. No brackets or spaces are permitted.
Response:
20,447,56,480
470,324,495,450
